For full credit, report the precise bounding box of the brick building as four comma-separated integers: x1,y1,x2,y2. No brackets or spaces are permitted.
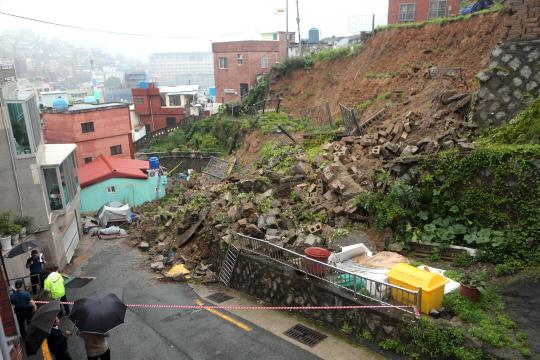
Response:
42,103,134,166
212,32,293,103
132,84,191,132
387,0,460,24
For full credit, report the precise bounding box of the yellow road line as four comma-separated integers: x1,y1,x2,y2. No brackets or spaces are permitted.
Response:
41,339,53,360
196,299,251,331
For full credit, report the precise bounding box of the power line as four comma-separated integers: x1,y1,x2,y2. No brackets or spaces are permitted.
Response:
0,12,283,39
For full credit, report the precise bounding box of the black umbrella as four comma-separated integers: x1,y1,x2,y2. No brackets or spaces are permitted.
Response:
25,298,60,356
7,239,44,259
68,293,127,334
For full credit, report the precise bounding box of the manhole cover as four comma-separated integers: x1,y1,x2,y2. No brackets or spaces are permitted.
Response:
206,293,233,304
283,324,327,347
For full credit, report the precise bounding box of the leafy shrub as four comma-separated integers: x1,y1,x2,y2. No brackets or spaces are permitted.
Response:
452,253,473,267
443,270,460,282
357,180,421,231
494,262,516,277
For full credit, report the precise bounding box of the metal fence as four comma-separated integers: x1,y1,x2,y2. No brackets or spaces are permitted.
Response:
234,233,422,319
264,124,297,145
339,104,362,135
301,102,334,133
250,99,282,118
133,115,204,152
202,156,229,182
348,12,451,33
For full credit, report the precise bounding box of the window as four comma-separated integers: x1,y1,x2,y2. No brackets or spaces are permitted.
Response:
428,1,447,20
106,187,116,194
166,117,176,126
399,3,415,22
261,58,268,68
219,57,228,69
43,151,79,212
169,94,181,106
43,168,62,211
136,97,144,104
273,33,278,41
5,91,41,158
81,122,94,133
237,54,243,65
110,145,122,156
84,157,92,164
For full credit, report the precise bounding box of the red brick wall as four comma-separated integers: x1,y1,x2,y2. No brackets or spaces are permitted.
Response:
388,0,460,24
213,32,293,103
43,106,134,166
506,0,540,39
132,88,187,131
0,267,18,338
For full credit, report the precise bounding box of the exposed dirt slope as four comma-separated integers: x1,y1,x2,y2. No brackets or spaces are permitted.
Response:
269,12,510,120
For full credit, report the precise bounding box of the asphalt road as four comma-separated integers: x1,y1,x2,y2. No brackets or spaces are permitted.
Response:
28,240,322,360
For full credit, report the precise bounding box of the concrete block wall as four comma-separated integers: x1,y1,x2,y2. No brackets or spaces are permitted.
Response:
506,0,540,40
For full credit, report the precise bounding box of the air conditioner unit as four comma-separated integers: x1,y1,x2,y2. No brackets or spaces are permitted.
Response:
147,170,158,177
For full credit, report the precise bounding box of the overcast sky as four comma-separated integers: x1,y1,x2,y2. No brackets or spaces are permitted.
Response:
0,0,389,61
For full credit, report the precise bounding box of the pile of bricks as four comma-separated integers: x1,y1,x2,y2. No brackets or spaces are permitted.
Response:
321,111,420,162
506,0,540,40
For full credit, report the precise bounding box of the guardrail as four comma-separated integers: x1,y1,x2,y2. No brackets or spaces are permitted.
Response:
250,99,282,118
235,233,421,319
133,115,204,152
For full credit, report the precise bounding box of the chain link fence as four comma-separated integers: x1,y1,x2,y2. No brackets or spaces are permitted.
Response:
301,102,334,133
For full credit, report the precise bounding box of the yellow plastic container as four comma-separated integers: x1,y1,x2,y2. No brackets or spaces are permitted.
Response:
385,263,449,314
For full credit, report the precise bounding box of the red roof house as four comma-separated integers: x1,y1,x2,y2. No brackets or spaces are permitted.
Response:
78,156,150,188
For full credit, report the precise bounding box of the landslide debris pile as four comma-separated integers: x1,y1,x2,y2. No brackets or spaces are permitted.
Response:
127,85,480,280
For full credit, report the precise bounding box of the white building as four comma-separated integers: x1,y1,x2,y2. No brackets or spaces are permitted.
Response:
149,52,214,89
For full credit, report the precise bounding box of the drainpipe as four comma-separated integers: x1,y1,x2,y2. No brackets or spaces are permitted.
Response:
149,96,155,132
0,92,23,216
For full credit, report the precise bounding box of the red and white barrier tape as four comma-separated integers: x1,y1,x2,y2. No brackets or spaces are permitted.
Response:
35,301,421,318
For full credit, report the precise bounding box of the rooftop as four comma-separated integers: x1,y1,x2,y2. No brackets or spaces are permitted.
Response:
42,144,77,166
78,156,150,188
160,85,200,95
41,102,130,114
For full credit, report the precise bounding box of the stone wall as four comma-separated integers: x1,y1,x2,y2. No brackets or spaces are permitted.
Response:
474,40,540,128
474,0,540,127
209,241,406,342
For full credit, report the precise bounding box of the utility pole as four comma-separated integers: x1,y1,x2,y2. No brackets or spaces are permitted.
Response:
286,0,289,56
296,0,301,56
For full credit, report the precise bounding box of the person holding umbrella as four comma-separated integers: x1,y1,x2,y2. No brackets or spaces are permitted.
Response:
26,250,46,295
69,293,126,360
47,316,73,360
76,331,111,360
43,266,70,316
10,279,37,340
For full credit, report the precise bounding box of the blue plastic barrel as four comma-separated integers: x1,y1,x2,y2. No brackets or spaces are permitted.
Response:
149,157,159,169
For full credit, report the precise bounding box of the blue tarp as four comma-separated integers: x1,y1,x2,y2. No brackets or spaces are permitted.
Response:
460,0,493,15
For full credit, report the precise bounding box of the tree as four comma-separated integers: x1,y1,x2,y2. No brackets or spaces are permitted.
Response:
104,76,122,89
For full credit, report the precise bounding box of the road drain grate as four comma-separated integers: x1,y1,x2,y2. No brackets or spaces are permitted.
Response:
206,293,234,304
283,324,328,347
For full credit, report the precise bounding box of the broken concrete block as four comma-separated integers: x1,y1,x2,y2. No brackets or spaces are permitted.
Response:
139,242,150,251
324,190,338,201
384,142,400,154
238,218,248,226
240,203,257,218
323,168,335,182
333,206,345,217
258,214,278,229
401,145,419,157
401,132,408,140
316,185,324,195
330,180,346,191
290,162,310,175
404,122,411,132
372,146,381,158
265,235,281,243
295,153,308,162
457,142,475,152
331,164,340,172
228,205,239,220
309,223,323,234
442,140,455,150
305,234,319,246
327,230,376,253
309,197,323,207
245,224,264,238
294,187,307,201
151,262,165,271
322,143,333,151
308,184,317,193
